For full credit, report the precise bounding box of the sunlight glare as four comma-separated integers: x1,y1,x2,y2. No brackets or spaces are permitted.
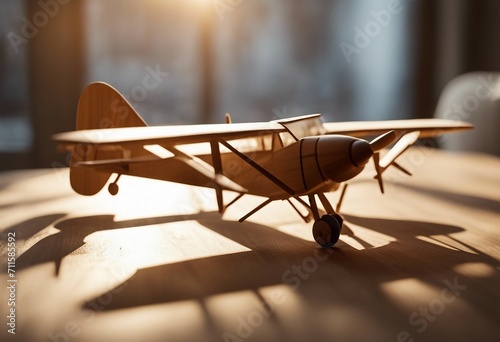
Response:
454,262,496,278
83,220,251,269
380,278,440,311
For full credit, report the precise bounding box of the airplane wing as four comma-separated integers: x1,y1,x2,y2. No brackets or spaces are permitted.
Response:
53,115,314,200
323,118,473,193
322,118,473,138
54,121,287,147
53,112,473,201
55,115,472,147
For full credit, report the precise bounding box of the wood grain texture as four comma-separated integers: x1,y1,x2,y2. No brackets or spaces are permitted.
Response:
0,148,499,342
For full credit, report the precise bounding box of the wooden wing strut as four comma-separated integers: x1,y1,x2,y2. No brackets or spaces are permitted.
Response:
219,139,295,195
210,141,225,213
167,146,247,194
239,198,273,223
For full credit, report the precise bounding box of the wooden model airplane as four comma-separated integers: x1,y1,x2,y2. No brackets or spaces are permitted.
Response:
53,82,472,248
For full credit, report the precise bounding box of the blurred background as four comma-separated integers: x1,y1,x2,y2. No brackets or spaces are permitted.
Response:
1,0,500,170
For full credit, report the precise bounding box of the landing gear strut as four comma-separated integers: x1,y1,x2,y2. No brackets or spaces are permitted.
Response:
307,194,343,248
312,214,343,248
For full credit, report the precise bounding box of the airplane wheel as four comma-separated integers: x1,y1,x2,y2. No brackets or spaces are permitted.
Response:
331,213,343,227
312,214,342,248
108,183,119,196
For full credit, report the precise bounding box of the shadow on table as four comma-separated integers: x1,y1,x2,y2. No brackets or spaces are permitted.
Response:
11,210,500,340
396,183,500,214
82,211,499,306
15,213,204,275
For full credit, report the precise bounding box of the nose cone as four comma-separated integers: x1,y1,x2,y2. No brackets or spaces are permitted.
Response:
350,140,373,167
315,135,373,183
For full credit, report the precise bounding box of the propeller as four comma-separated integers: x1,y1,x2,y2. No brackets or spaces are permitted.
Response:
337,130,396,211
350,130,396,193
373,152,384,193
369,130,397,152
350,130,396,166
369,130,396,193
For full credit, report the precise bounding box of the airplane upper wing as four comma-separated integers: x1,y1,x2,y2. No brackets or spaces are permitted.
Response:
54,115,472,148
323,118,473,138
54,121,287,147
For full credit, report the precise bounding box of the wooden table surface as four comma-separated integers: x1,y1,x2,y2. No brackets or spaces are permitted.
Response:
1,147,499,342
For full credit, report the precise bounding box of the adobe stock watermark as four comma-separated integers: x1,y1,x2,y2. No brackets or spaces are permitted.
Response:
222,248,332,341
6,0,71,54
5,231,17,335
47,264,131,342
423,73,499,148
272,106,290,120
397,277,467,342
340,0,412,63
381,73,500,191
212,0,245,21
440,73,500,123
98,63,170,133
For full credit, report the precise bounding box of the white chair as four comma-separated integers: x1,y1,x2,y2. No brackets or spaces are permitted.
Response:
434,72,500,156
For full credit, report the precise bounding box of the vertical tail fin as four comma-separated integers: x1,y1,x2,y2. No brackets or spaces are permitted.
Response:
70,82,147,195
75,82,147,130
